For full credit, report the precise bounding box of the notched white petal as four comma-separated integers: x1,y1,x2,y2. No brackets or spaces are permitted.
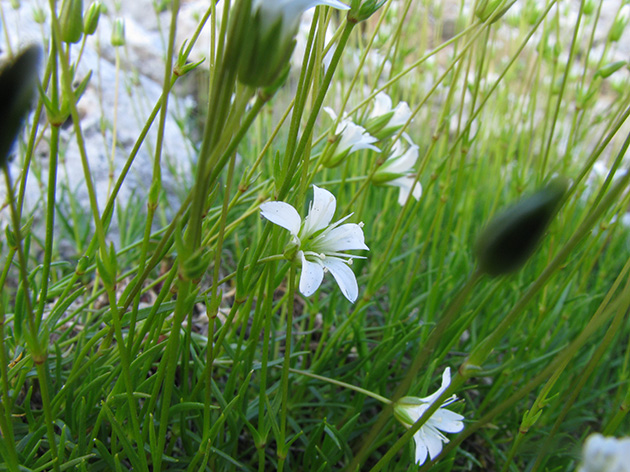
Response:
322,257,358,302
299,252,324,297
303,185,336,235
321,224,369,251
260,201,302,236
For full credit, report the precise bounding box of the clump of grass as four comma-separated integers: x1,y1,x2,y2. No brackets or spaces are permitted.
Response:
1,0,630,470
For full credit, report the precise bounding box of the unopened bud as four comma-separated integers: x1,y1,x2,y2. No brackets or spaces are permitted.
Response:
60,0,84,44
0,45,42,165
83,1,102,35
609,5,630,42
111,17,125,47
475,178,568,276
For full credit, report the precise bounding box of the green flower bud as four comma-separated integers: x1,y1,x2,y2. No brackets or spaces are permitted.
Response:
83,1,103,35
0,45,42,166
475,0,516,23
595,61,627,79
32,6,47,24
348,0,386,23
583,0,596,15
10,0,20,9
111,17,125,47
475,178,568,276
609,5,630,42
60,0,84,44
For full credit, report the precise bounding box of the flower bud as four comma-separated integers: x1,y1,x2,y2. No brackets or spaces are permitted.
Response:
237,0,350,88
83,1,102,36
583,0,596,16
59,0,84,44
0,45,42,165
111,17,125,47
595,61,626,79
609,5,630,42
475,178,568,276
32,6,47,24
475,0,516,23
348,0,386,23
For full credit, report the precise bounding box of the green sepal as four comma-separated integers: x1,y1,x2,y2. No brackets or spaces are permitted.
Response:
475,177,568,277
372,170,406,185
363,111,394,137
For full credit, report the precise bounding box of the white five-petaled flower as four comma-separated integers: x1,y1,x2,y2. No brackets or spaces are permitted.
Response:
578,434,630,472
260,185,369,302
365,91,412,139
394,368,465,466
373,133,422,206
322,107,380,167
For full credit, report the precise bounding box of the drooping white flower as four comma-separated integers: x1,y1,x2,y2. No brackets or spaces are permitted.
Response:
260,185,369,302
373,134,422,206
322,107,380,167
578,434,630,472
394,368,465,466
364,92,412,139
238,0,350,87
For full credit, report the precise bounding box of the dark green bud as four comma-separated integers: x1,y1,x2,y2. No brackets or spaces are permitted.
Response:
60,0,84,44
475,178,568,276
0,45,42,166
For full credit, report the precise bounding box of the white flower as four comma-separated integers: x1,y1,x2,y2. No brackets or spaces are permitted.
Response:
323,107,380,167
578,434,630,472
394,368,465,466
260,185,369,302
373,134,422,205
365,92,412,139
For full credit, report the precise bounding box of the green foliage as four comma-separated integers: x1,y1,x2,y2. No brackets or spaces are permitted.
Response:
2,0,630,471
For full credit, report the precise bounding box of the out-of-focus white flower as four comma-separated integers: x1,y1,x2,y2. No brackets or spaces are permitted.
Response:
260,185,368,302
578,434,630,472
364,92,412,139
238,0,349,87
322,107,380,167
373,134,422,206
394,368,465,466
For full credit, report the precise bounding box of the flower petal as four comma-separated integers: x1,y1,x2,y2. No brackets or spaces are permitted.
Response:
318,223,369,252
423,426,446,460
413,432,429,466
420,368,452,404
430,409,465,433
299,252,324,297
321,256,359,302
302,185,336,236
391,177,422,206
260,201,302,237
